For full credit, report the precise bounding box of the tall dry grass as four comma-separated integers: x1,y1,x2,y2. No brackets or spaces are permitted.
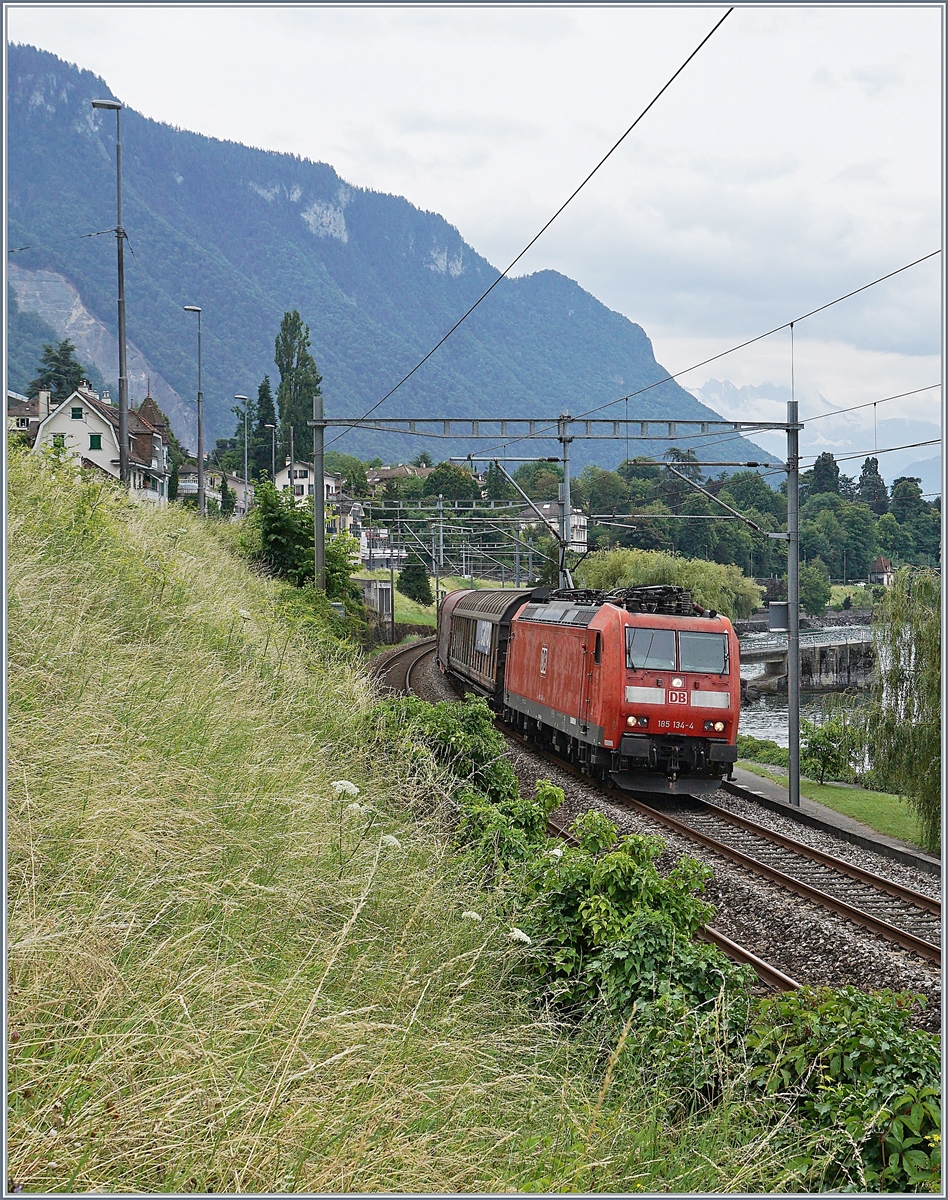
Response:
7,449,815,1193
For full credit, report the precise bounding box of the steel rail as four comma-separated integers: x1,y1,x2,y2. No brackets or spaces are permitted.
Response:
545,813,798,991
690,799,940,916
370,636,437,692
404,643,438,694
502,727,940,966
614,790,941,965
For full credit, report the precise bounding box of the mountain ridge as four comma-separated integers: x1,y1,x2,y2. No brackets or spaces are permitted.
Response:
7,42,768,467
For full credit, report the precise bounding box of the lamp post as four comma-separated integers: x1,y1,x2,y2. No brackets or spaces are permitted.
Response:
235,395,249,514
91,98,129,486
264,422,276,481
183,306,204,515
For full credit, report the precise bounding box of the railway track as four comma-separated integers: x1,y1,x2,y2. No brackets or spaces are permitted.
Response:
510,732,942,969
388,641,800,991
370,637,437,694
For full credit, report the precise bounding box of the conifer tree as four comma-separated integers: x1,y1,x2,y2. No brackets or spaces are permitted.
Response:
28,338,90,402
857,457,888,515
397,554,434,606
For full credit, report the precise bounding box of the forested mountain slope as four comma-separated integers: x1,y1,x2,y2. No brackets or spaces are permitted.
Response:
8,43,767,466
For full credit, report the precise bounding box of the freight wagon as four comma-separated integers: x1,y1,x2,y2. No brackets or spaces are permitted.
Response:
438,585,740,794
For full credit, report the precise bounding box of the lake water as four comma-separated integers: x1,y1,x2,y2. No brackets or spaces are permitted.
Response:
738,694,850,746
738,624,870,745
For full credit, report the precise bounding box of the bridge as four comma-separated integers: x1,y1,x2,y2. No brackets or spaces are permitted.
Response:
740,628,873,691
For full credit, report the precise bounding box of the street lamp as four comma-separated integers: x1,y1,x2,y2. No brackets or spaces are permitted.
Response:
264,422,276,480
91,98,129,486
235,394,249,514
183,306,204,515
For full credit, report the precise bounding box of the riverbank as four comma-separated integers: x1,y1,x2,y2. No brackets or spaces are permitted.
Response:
737,762,923,848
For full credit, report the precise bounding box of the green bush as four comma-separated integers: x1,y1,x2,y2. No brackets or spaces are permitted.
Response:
522,813,752,1015
736,733,789,769
747,987,940,1192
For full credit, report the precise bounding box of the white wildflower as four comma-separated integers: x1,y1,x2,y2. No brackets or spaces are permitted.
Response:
508,927,532,945
546,846,564,859
345,801,366,814
331,780,360,798
238,609,251,620
461,910,482,922
380,834,401,849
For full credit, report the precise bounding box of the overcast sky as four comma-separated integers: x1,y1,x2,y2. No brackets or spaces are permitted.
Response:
7,3,944,475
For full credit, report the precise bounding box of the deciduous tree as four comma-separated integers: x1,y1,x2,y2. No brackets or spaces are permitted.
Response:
274,310,322,446
861,568,940,850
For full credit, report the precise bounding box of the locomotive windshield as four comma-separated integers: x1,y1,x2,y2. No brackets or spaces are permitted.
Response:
625,628,729,674
626,627,676,670
678,631,728,674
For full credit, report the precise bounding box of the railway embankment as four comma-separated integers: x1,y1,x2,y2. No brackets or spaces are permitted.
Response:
8,450,940,1194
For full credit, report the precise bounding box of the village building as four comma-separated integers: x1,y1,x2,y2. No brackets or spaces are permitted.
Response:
364,463,435,495
32,384,170,505
516,500,587,552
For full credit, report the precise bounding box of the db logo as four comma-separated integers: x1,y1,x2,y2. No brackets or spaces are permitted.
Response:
668,690,689,704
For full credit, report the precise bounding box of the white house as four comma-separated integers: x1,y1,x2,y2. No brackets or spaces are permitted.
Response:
32,385,170,505
516,501,587,552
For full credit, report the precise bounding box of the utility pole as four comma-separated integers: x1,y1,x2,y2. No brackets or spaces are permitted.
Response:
92,99,129,487
787,397,801,807
557,412,573,588
438,493,444,569
183,306,204,514
514,527,521,586
235,395,249,515
528,536,533,584
389,561,396,644
265,422,276,480
289,425,294,490
310,386,326,591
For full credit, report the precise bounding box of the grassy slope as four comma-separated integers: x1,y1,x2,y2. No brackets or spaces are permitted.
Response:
737,762,923,845
8,450,807,1194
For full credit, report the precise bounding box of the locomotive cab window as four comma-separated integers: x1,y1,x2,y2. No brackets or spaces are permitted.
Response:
678,631,728,674
625,627,676,671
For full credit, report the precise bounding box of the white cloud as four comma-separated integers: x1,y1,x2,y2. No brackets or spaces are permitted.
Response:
7,3,942,467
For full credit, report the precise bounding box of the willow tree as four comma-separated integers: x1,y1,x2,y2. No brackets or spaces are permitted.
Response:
863,567,941,851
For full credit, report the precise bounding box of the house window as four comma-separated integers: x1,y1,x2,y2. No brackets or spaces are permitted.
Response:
71,407,83,420
89,433,102,450
294,469,309,479
294,485,304,497
308,484,314,495
52,434,65,448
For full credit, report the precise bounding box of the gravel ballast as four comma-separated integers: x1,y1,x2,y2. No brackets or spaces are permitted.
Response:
411,654,942,1030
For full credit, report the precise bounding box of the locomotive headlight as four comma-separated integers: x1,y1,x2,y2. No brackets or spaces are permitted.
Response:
713,721,725,732
671,677,684,689
627,715,648,728
703,721,715,731
627,715,636,726
637,716,648,727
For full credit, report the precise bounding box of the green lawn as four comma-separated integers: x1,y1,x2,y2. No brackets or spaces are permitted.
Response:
737,761,925,847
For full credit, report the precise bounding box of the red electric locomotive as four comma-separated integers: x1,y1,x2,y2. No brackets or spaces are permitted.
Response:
437,585,740,794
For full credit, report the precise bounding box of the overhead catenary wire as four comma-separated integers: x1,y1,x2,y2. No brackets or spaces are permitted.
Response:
7,226,117,253
803,384,941,424
443,249,943,465
326,6,735,447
